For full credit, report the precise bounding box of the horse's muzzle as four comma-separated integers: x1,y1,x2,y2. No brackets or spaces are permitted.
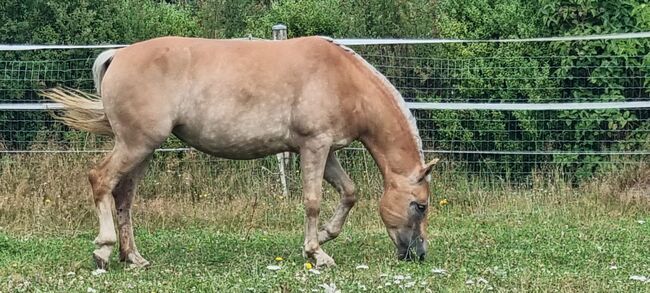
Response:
396,235,427,262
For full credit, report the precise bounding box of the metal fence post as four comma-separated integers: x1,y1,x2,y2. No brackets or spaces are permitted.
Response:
272,24,287,41
273,24,290,197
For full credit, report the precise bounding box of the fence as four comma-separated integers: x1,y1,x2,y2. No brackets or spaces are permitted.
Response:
1,26,649,193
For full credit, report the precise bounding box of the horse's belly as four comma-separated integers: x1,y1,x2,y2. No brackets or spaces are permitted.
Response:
173,123,292,160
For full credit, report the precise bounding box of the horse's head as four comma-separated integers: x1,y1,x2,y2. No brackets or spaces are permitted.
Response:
379,158,438,261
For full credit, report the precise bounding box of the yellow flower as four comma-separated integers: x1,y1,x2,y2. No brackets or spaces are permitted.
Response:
275,256,284,262
304,262,313,270
439,199,449,207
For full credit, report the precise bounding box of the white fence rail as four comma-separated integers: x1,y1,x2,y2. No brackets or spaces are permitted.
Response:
3,101,650,111
1,29,649,183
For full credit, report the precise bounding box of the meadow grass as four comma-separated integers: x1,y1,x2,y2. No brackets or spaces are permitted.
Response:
1,153,649,292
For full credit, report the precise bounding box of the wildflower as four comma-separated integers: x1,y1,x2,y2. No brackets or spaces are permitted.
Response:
630,275,648,282
319,283,340,293
439,199,449,207
304,262,313,270
275,256,284,262
609,261,618,270
431,268,448,276
309,269,321,275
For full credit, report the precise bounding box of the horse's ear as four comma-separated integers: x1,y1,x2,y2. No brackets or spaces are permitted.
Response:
415,158,439,183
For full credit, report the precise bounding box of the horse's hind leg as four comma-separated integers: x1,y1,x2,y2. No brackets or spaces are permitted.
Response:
318,152,357,244
113,156,151,268
89,143,155,270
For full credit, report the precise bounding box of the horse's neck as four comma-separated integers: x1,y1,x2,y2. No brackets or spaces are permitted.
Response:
336,43,423,184
359,98,423,184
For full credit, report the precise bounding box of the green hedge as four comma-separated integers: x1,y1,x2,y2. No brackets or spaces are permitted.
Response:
0,0,647,181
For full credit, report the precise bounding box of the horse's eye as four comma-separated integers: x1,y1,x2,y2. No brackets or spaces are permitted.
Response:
412,202,427,213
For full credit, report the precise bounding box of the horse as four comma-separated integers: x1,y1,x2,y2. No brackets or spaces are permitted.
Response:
40,36,438,270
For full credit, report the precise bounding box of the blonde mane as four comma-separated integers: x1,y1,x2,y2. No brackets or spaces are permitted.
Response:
320,37,425,164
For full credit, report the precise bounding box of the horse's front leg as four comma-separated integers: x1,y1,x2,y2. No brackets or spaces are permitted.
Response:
299,139,336,267
318,152,356,244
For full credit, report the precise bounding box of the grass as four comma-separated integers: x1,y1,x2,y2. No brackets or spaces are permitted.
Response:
1,153,650,292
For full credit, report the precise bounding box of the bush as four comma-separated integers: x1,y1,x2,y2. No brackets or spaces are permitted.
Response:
411,0,650,180
0,0,199,150
244,0,347,38
539,0,650,179
0,0,646,181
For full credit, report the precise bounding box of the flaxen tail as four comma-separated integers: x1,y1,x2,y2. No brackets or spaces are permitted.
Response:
40,88,113,136
38,49,117,137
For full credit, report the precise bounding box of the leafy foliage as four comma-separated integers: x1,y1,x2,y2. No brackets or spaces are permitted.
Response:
245,0,347,38
413,0,650,180
539,0,650,179
0,0,647,180
0,0,199,150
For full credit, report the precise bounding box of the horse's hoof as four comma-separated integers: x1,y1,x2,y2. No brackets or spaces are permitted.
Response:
312,249,337,268
123,252,150,268
93,252,109,270
128,261,149,269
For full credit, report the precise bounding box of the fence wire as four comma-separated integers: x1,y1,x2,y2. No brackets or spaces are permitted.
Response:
356,51,648,103
0,39,649,183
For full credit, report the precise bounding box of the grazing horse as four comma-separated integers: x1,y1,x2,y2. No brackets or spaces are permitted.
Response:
41,36,438,269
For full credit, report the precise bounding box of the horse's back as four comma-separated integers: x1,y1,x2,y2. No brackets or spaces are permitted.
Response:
103,35,349,106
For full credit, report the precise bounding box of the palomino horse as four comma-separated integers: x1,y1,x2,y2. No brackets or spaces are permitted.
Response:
41,36,438,269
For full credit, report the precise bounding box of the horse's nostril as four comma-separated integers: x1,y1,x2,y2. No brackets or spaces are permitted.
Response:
398,249,416,261
418,253,426,262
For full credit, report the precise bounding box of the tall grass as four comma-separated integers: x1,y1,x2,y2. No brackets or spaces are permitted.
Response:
2,151,649,292
0,151,647,235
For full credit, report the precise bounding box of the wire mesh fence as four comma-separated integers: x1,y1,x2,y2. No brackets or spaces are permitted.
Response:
0,36,648,189
0,57,98,103
361,52,649,103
